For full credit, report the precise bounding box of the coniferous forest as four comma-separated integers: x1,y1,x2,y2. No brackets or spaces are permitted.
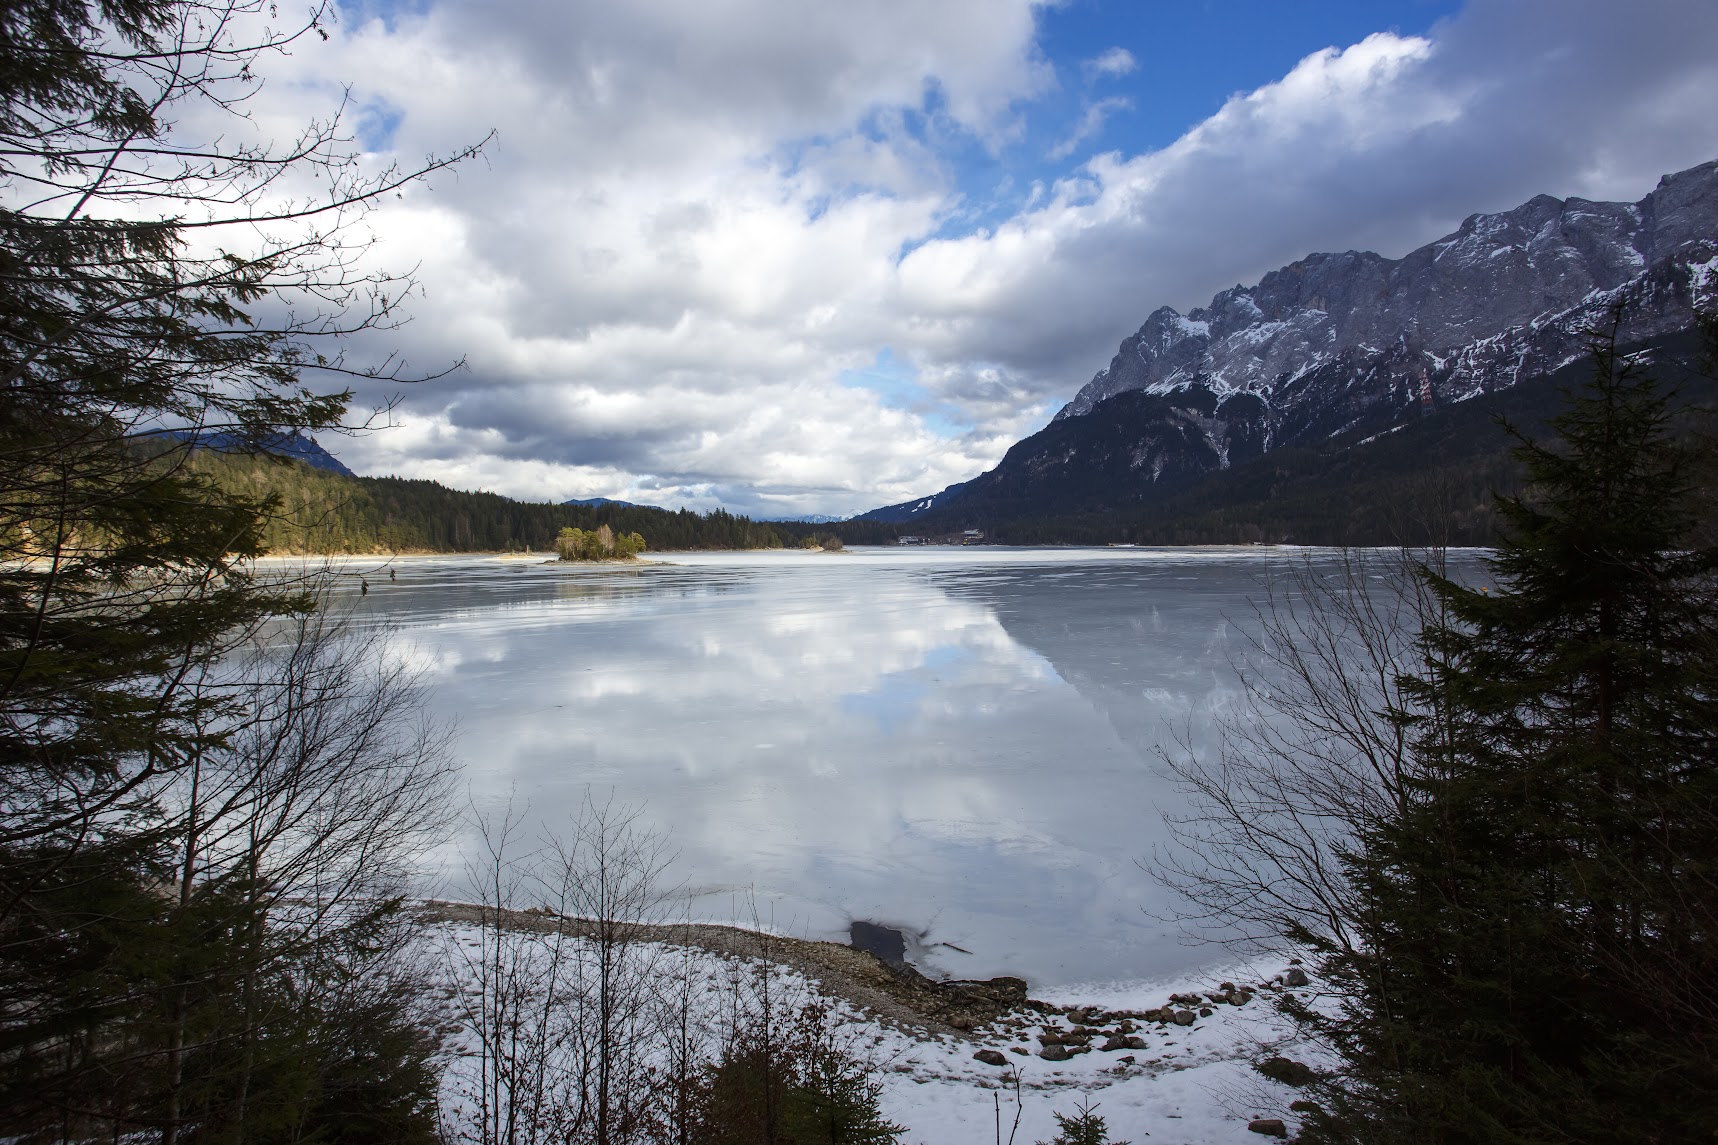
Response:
183,448,801,554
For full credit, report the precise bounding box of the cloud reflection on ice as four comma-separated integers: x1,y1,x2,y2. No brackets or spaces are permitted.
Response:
335,547,1335,987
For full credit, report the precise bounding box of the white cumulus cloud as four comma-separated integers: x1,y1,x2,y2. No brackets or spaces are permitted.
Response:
1083,46,1137,79
244,0,1718,517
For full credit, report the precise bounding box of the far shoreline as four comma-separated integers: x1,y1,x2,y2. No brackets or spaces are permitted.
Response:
244,541,1421,559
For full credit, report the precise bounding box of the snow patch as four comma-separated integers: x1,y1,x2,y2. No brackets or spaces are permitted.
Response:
889,960,1322,1145
1352,422,1410,448
1689,255,1718,301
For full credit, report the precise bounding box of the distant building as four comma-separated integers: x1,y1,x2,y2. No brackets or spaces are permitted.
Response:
962,529,984,542
897,535,923,545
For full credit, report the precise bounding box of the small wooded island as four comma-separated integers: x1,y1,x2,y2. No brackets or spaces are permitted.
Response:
557,524,647,561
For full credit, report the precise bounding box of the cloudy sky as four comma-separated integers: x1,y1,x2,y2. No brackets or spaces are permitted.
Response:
270,0,1718,518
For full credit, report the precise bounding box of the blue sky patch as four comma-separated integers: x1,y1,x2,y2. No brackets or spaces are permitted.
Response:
930,0,1464,236
839,348,969,436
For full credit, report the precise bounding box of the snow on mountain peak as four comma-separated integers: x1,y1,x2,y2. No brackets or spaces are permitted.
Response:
1053,159,1718,424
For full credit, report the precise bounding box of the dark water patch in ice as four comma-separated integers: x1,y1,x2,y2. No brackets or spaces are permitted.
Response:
850,920,907,965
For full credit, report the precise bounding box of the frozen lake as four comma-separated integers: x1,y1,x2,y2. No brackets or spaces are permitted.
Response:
320,546,1358,989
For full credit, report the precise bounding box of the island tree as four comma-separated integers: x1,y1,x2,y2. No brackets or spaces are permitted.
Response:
559,524,647,560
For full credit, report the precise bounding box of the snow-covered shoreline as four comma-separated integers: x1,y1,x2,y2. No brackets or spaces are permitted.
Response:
422,902,1320,1144
877,962,1316,1145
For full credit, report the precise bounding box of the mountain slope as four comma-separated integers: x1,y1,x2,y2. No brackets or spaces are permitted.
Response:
860,333,1715,548
860,160,1718,532
181,430,356,477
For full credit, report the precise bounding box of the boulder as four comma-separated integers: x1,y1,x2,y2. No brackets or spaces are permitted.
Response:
1248,1119,1289,1138
973,1049,1009,1067
1172,1010,1196,1026
1284,968,1310,988
1039,1044,1072,1062
1256,1057,1318,1087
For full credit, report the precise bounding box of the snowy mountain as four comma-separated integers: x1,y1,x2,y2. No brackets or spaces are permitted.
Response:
266,433,355,477
181,430,355,477
562,496,664,511
860,159,1718,527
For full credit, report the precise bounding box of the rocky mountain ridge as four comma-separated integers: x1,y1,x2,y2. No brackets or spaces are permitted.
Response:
861,159,1718,526
182,430,355,477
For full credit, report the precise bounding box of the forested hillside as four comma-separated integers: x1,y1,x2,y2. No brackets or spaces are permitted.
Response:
185,450,801,553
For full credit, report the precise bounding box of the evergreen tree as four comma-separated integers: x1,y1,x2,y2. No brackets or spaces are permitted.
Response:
0,1,472,1137
1035,1097,1127,1145
692,998,903,1145
1300,318,1718,1143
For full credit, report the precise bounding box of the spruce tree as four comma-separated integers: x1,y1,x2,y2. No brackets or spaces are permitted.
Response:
1301,317,1718,1144
1036,1097,1127,1145
0,2,472,1137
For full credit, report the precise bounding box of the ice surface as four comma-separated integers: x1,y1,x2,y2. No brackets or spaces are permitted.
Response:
277,547,1450,991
